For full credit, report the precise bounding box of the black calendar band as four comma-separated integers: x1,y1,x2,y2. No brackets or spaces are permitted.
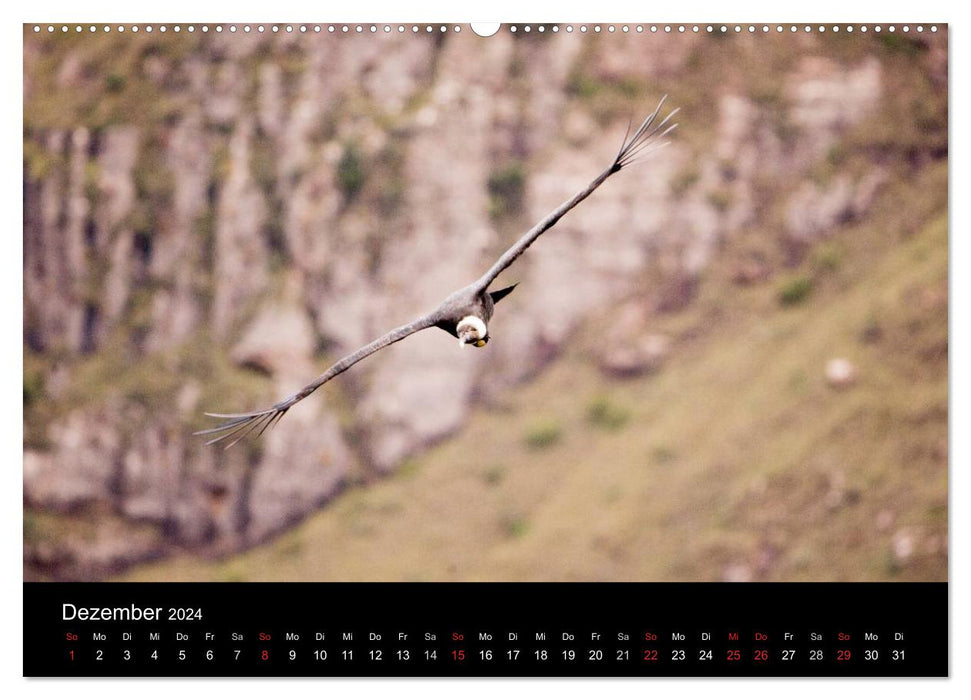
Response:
24,582,947,677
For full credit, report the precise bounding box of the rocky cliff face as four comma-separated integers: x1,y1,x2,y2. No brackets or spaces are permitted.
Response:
23,27,947,579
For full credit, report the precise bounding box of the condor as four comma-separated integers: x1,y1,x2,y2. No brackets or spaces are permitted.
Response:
199,97,678,447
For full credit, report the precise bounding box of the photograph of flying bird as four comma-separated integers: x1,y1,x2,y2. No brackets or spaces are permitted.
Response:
198,97,678,447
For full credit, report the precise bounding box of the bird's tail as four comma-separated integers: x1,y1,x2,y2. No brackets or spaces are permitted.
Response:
489,283,518,305
612,96,679,172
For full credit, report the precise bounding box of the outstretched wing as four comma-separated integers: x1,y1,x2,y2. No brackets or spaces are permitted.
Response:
474,96,678,293
197,312,441,448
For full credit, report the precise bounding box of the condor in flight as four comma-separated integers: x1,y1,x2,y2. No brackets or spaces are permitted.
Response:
199,97,678,447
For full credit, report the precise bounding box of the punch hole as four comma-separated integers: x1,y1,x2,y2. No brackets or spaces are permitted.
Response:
470,23,500,37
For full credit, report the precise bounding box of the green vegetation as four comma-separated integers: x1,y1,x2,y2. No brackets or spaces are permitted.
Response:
777,275,813,306
706,188,732,212
105,73,127,93
877,34,926,56
487,161,526,220
481,464,506,486
669,167,700,197
23,365,44,409
651,445,677,466
586,395,630,431
566,69,601,99
336,143,366,202
523,418,562,450
500,513,530,539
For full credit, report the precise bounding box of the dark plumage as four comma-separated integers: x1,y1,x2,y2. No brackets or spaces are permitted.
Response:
198,97,678,447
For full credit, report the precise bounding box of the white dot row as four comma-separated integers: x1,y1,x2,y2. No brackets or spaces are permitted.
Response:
31,24,463,34
31,24,940,35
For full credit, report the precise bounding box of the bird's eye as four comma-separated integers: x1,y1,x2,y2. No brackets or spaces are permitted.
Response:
474,338,488,347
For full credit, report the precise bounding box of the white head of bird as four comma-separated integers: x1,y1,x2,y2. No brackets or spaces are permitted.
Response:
457,315,488,348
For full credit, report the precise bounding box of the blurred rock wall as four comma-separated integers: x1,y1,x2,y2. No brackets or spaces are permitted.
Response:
23,27,945,578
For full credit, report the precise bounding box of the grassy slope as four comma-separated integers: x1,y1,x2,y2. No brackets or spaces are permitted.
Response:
126,161,947,583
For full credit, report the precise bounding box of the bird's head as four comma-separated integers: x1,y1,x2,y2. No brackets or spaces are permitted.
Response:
457,315,489,348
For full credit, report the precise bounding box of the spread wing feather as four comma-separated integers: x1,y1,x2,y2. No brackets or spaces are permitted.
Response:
474,96,678,292
196,313,440,448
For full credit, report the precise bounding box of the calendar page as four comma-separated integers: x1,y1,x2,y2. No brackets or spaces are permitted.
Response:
22,21,948,677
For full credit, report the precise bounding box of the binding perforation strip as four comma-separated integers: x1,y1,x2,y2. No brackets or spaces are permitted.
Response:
31,24,941,36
